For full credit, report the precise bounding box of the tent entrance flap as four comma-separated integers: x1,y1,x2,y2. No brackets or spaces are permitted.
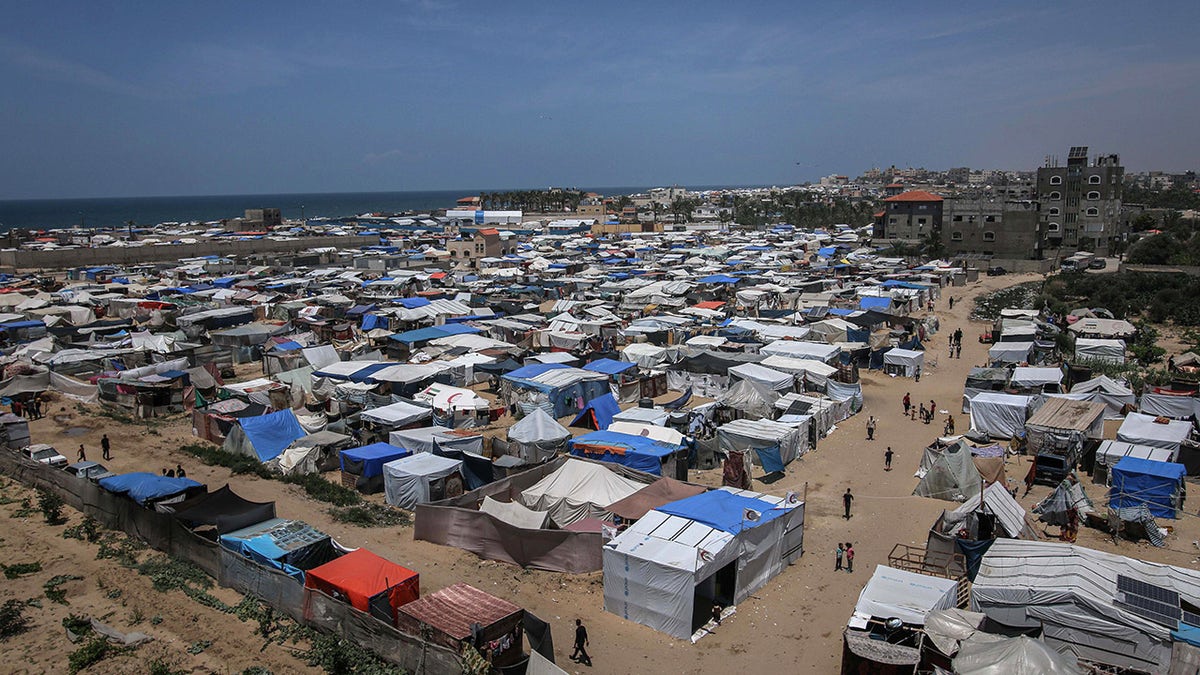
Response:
694,560,737,633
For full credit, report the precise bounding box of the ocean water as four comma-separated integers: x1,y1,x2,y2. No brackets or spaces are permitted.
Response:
0,185,746,231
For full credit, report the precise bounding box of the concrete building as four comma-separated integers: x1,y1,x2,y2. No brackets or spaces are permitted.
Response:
873,190,943,243
446,228,504,268
942,198,1040,258
1037,147,1124,256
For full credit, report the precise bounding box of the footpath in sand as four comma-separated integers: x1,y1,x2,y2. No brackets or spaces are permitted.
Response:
5,270,1197,674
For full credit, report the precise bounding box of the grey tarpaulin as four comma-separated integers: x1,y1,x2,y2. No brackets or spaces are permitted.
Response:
523,610,555,663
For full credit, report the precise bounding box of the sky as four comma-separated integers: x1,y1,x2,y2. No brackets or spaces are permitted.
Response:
2,1,1198,199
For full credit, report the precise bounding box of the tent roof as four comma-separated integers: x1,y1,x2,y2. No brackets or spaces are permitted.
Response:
1025,397,1106,432
238,409,307,462
304,548,417,610
1112,455,1186,481
605,477,707,521
398,583,521,639
582,358,636,375
170,484,275,532
657,488,791,534
98,472,203,505
853,564,958,625
507,407,571,443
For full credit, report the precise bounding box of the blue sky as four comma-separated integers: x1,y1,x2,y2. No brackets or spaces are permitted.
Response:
2,1,1198,199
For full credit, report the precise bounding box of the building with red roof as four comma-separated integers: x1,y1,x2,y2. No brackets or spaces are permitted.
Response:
873,190,944,244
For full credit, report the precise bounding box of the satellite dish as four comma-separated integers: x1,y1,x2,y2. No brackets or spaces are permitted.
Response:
885,618,903,631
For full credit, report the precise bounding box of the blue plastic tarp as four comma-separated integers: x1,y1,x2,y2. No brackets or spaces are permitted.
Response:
568,430,681,476
658,490,786,534
569,393,621,430
1110,456,1186,518
859,297,891,310
273,340,303,351
697,274,740,284
239,410,306,462
583,358,636,376
397,297,432,309
98,472,203,505
504,363,571,380
339,442,411,478
754,445,785,474
1173,624,1200,648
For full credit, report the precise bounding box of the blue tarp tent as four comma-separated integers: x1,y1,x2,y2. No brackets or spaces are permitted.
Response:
567,430,681,476
859,296,891,311
569,393,621,430
696,274,740,284
583,358,636,376
657,490,786,534
505,363,571,380
340,443,411,479
229,410,307,462
1110,456,1187,518
219,518,336,583
99,472,204,505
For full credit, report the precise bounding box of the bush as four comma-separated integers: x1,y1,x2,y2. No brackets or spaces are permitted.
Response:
63,517,101,543
147,659,189,675
178,443,274,479
0,600,30,640
280,474,361,507
44,574,82,605
137,555,230,612
297,630,406,675
37,489,65,525
69,636,125,674
328,502,410,528
63,614,93,637
2,562,42,579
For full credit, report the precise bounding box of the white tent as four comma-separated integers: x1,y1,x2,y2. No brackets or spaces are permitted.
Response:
506,408,571,463
519,459,645,526
389,426,483,455
1074,338,1125,365
760,355,837,387
968,392,1036,439
359,400,432,427
611,407,670,426
759,340,840,363
1139,391,1200,420
717,418,806,470
850,565,958,626
953,635,1083,675
727,363,795,392
883,348,924,377
1053,375,1135,419
988,342,1033,364
382,453,464,509
479,495,551,529
1010,367,1063,391
1116,412,1193,451
608,421,686,445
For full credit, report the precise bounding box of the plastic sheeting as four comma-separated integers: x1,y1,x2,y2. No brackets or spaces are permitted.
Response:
224,409,307,462
383,453,464,509
480,496,551,529
99,472,203,505
727,362,795,392
953,635,1082,675
968,392,1035,439
1117,412,1193,451
507,407,571,463
914,440,984,502
1140,392,1200,420
717,418,805,469
1110,456,1186,518
359,400,432,427
851,564,958,625
520,458,644,526
568,430,680,476
883,348,924,377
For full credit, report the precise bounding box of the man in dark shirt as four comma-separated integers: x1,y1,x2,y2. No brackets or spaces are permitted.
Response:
571,618,592,666
843,488,854,519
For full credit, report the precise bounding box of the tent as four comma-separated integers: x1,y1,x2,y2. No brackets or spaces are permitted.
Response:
506,407,571,463
968,392,1036,439
519,458,645,526
727,363,795,393
1092,440,1177,483
988,341,1033,364
913,440,984,502
569,393,620,430
340,442,411,493
1109,456,1187,518
479,495,552,530
1023,398,1105,460
850,565,958,626
359,400,432,428
1116,412,1192,451
882,348,924,377
610,406,670,426
1010,367,1063,392
1139,390,1200,420
605,477,707,522
759,340,840,363
1074,338,1125,365
717,378,780,419
304,548,419,626
264,429,352,476
98,472,204,506
568,430,684,477
219,517,337,582
222,409,307,462
383,453,465,509
603,488,804,639
396,584,525,671
953,635,1083,675
170,484,275,534
1056,375,1135,419
717,418,806,473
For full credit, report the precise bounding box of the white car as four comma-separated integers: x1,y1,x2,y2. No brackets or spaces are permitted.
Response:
21,444,68,468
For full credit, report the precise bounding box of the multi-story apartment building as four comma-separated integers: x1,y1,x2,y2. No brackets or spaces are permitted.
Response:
1037,146,1124,256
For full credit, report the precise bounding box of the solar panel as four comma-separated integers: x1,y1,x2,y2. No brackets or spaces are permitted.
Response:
1116,575,1181,628
1183,611,1200,627
1118,575,1180,606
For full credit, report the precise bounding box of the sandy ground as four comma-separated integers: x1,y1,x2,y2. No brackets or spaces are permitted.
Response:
4,268,1200,674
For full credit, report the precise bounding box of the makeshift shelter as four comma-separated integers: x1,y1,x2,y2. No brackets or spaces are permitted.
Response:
727,362,795,393
1055,375,1135,419
1092,440,1177,484
358,400,432,430
339,442,411,493
953,635,1083,675
603,488,804,639
170,484,276,535
506,407,571,463
665,350,763,398
264,429,352,476
222,409,307,463
913,440,984,502
717,418,806,473
568,430,685,478
1024,398,1105,463
395,584,525,670
503,366,610,419
98,472,205,507
1117,412,1192,452
568,393,620,430
988,341,1033,365
968,392,1036,439
479,495,552,530
972,539,1200,673
1140,389,1200,420
605,477,707,522
304,548,419,626
1032,479,1095,527
962,367,1009,413
1074,338,1125,365
1109,456,1187,519
519,458,644,526
388,426,483,456
849,565,958,627
413,383,491,428
760,340,840,363
383,453,466,509
882,348,924,377
718,378,780,420
1010,367,1063,393
219,517,337,582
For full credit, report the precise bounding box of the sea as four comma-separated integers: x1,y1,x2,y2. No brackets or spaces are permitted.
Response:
0,185,752,231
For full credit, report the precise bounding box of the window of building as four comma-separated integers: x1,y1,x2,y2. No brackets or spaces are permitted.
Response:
463,250,470,258
1049,175,1063,185
917,217,927,225
985,215,996,222
951,232,963,241
1086,191,1100,200
1086,207,1099,216
1049,207,1060,216
1048,191,1061,200
1048,222,1061,232
983,232,996,242
918,204,928,210
889,217,897,225
1089,175,1102,184
953,215,963,222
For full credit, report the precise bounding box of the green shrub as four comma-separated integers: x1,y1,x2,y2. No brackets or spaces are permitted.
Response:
62,614,93,637
2,562,42,579
0,600,30,640
63,517,101,542
281,474,361,507
69,636,125,674
44,574,82,605
147,659,188,675
328,502,409,528
297,630,406,675
36,489,65,525
136,555,230,612
178,443,274,479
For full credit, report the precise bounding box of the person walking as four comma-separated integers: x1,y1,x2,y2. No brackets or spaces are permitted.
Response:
11,399,22,419
845,543,855,573
77,444,86,462
914,367,921,383
949,297,955,310
32,395,42,420
101,434,111,461
571,618,592,666
919,403,927,424
866,416,876,441
945,415,956,435
835,542,844,571
885,446,894,471
711,603,723,627
843,488,854,519
902,393,911,416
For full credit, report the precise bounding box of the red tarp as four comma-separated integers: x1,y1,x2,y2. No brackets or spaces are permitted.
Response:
398,583,521,641
304,548,419,625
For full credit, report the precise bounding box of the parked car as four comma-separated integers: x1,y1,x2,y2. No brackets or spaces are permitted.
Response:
21,444,68,468
986,266,1007,276
64,461,114,481
1033,453,1072,486
1088,258,1107,269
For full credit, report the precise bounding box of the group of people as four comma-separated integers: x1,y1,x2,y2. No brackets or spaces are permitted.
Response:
161,464,187,478
947,327,965,359
77,434,113,462
906,394,938,425
11,395,45,420
834,542,856,573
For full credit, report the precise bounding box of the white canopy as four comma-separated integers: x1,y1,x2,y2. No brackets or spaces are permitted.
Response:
1094,439,1178,467
480,495,551,529
727,363,795,392
759,340,840,363
968,392,1036,439
359,400,432,427
988,342,1033,364
851,565,958,626
1010,367,1063,389
883,348,924,377
520,459,644,526
1074,338,1125,364
382,453,464,509
1116,412,1192,451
